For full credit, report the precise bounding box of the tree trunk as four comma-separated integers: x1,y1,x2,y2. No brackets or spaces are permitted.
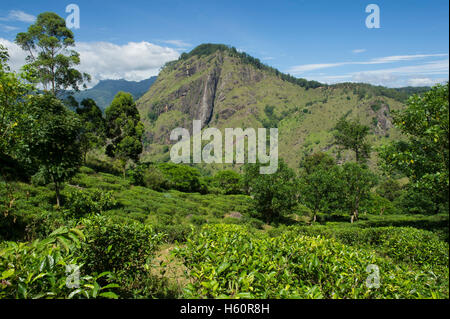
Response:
55,182,61,208
52,175,61,208
353,195,360,221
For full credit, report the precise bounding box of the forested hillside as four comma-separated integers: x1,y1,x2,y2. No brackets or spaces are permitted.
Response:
136,44,429,170
65,76,157,111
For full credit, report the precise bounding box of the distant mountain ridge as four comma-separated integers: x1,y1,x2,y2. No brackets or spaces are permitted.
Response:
68,76,157,110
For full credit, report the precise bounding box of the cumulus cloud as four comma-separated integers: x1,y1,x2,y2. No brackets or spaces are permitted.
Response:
0,38,180,87
0,10,36,23
75,41,179,85
0,38,28,71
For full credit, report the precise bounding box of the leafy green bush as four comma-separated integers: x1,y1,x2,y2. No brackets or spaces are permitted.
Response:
0,226,119,299
153,224,193,243
211,170,243,195
290,225,449,266
64,188,117,218
79,215,163,275
174,224,448,298
158,163,207,193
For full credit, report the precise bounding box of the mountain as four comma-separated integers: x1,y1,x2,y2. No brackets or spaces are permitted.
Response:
136,44,429,171
70,76,157,111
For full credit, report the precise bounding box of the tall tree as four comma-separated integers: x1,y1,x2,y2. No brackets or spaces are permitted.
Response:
0,45,35,160
243,159,297,223
76,98,106,163
24,94,82,207
105,92,144,176
338,162,377,222
298,153,340,222
333,117,371,163
15,12,90,96
379,83,449,214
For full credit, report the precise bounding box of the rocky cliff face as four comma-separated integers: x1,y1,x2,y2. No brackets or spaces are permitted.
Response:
136,44,405,169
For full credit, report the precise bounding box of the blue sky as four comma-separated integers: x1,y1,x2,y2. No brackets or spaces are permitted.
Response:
0,0,448,87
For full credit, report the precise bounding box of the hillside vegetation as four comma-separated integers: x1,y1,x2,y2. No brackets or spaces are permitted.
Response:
136,44,428,170
1,15,448,300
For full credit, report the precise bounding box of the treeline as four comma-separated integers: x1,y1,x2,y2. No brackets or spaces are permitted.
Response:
331,82,431,102
164,43,323,90
0,12,145,207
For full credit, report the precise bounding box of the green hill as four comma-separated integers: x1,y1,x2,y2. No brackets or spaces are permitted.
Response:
69,76,157,111
136,44,429,171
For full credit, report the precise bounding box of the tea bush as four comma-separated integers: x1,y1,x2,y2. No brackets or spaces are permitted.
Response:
0,226,119,299
174,224,448,298
64,188,118,218
290,225,449,266
78,215,164,275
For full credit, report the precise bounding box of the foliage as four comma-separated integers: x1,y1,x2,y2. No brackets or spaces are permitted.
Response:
78,215,166,297
0,226,119,299
299,167,340,222
243,160,297,223
0,45,35,160
174,224,447,298
379,83,449,214
64,188,117,219
105,92,144,175
15,12,90,96
79,215,163,275
76,98,106,163
211,170,243,195
337,163,378,221
22,94,82,207
157,163,207,193
292,225,449,266
333,117,371,163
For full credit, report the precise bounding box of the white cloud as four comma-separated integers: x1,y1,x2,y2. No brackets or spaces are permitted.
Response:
0,38,180,87
288,53,449,74
304,59,449,87
0,38,28,71
407,78,443,86
0,24,19,32
160,40,192,47
76,41,179,85
0,10,36,23
352,49,366,54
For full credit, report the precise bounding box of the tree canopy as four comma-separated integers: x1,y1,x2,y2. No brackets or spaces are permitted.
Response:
15,12,90,96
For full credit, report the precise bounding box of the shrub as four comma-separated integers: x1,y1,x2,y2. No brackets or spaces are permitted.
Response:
79,215,164,276
290,225,449,266
153,224,193,243
158,163,208,193
143,166,167,191
175,224,447,298
64,188,117,219
0,226,119,299
211,170,243,195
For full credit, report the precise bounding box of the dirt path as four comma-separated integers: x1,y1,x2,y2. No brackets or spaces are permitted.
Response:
151,244,192,290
